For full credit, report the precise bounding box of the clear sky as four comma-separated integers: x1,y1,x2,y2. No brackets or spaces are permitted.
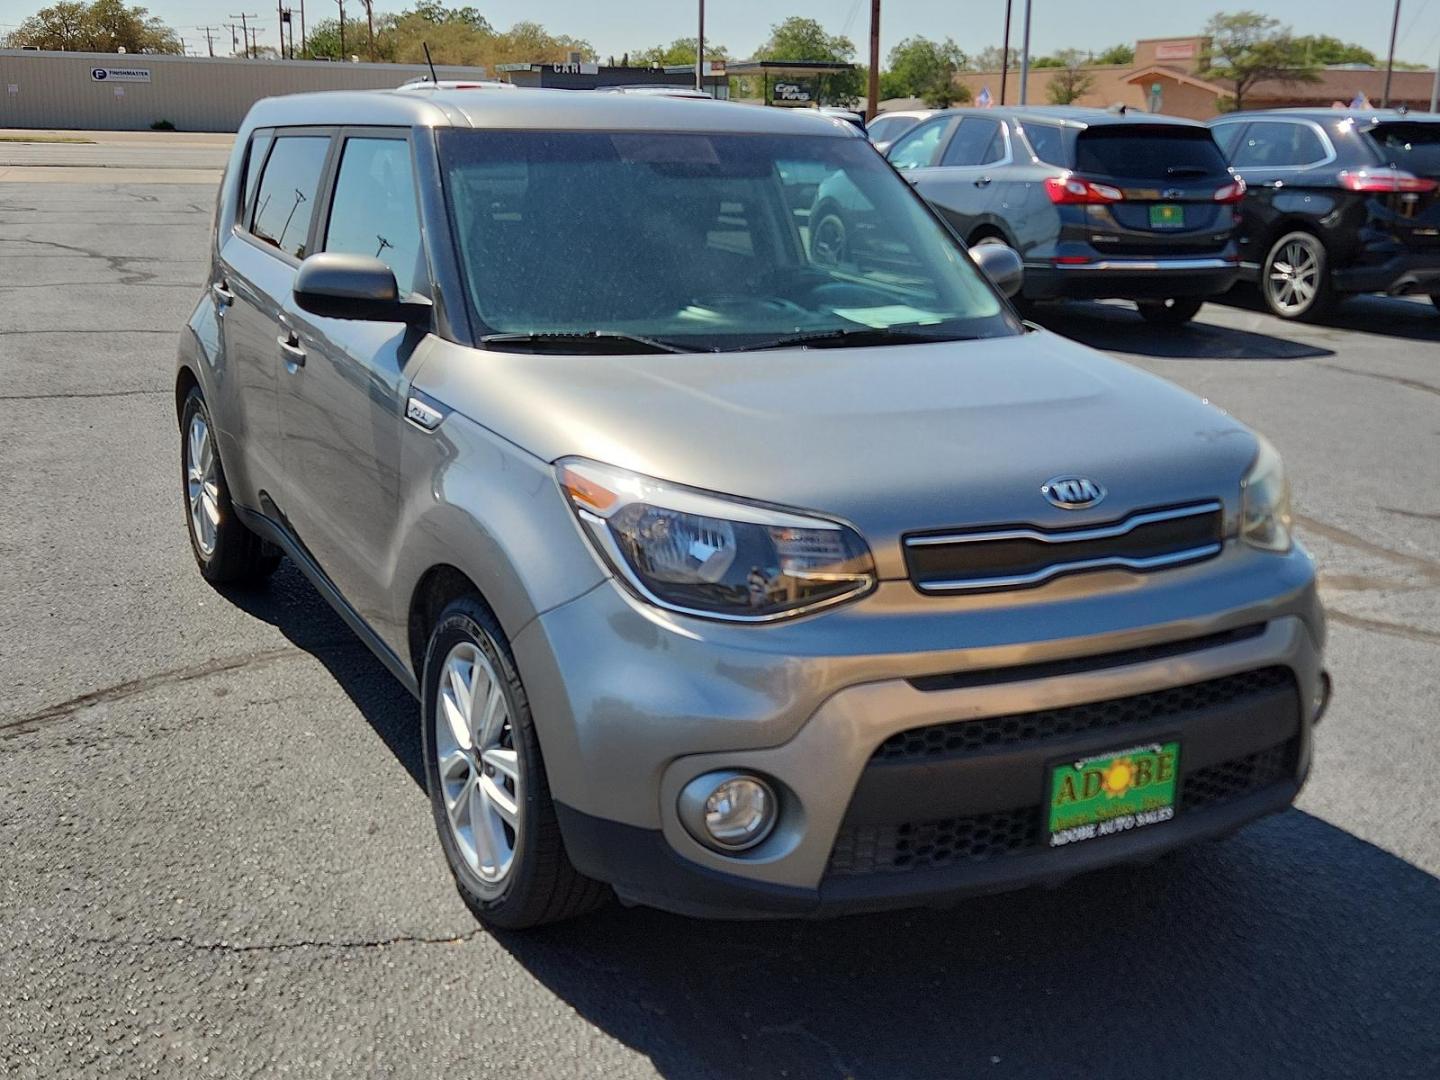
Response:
2,1,1435,67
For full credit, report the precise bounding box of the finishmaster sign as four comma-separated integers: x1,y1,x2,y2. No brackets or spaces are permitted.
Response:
90,67,151,83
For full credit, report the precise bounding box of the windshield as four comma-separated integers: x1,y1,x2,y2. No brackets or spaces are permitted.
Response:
1367,121,1440,177
438,130,1016,351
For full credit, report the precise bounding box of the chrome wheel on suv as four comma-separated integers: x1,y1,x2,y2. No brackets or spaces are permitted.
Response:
434,639,522,887
1262,231,1331,320
178,386,280,584
420,597,608,928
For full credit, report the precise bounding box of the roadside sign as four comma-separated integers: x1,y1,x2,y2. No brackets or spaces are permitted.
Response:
91,67,151,83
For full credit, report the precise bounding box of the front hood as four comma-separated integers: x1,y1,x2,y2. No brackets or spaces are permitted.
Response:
414,330,1258,578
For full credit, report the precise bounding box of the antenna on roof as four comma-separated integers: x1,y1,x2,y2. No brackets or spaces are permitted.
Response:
423,41,439,85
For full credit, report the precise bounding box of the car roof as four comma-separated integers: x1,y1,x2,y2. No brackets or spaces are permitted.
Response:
241,85,861,137
1208,107,1440,125
938,105,1207,130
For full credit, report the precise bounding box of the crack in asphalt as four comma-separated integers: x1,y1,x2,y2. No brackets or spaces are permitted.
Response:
1381,506,1440,523
0,648,306,738
81,928,488,955
0,235,161,285
0,388,166,401
1316,362,1440,399
758,1020,857,1078
1327,610,1440,647
1295,513,1440,581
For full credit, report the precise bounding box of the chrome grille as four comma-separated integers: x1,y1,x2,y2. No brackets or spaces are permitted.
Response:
904,501,1223,593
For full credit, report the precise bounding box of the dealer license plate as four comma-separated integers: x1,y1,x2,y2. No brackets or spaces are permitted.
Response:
1150,203,1185,229
1048,741,1180,848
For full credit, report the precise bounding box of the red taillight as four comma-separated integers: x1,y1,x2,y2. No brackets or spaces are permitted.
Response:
1052,255,1092,265
1213,175,1247,203
1339,168,1438,193
1044,174,1124,205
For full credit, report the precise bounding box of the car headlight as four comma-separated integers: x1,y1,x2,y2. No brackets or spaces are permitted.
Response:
1240,436,1292,553
558,458,876,621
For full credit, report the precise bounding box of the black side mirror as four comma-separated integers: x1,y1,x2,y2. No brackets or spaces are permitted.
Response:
293,253,431,324
969,242,1024,299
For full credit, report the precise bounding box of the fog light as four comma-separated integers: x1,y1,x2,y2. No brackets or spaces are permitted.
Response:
678,771,778,853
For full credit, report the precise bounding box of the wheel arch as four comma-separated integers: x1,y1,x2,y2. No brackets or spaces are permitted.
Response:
175,364,200,426
407,563,492,678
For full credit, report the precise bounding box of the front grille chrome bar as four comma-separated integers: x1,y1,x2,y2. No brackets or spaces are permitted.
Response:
905,500,1223,593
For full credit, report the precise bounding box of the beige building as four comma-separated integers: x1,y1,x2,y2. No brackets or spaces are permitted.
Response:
943,36,1439,120
0,49,489,132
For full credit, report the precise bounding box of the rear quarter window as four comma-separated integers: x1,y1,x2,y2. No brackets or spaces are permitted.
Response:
1074,126,1229,180
1021,123,1069,166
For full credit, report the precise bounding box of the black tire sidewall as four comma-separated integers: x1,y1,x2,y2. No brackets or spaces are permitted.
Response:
180,388,239,579
420,599,548,923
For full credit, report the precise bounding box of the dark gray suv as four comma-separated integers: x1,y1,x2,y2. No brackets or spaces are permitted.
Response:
854,106,1244,324
176,87,1326,929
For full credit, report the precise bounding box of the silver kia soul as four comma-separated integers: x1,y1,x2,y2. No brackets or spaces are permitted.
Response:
177,87,1328,927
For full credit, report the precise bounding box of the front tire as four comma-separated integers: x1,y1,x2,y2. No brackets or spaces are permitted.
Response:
421,596,608,929
180,386,279,584
1137,296,1205,326
1261,230,1332,321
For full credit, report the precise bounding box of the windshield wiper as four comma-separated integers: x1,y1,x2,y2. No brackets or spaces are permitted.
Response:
736,326,972,351
480,330,695,354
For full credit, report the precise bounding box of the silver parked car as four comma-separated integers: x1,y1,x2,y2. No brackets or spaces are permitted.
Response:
178,87,1328,928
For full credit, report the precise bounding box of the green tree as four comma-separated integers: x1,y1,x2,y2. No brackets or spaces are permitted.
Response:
1094,42,1135,66
882,36,969,107
1201,11,1319,111
632,38,729,68
1291,34,1377,67
752,16,863,106
966,45,1019,71
408,1,491,30
4,0,182,53
1045,48,1096,104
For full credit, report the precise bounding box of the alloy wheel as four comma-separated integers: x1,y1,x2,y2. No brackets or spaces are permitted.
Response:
185,412,220,557
1267,238,1322,316
434,640,522,888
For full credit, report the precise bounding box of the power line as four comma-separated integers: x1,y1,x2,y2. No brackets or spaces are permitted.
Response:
230,12,258,59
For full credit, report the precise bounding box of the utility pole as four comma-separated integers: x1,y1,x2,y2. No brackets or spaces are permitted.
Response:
695,0,705,91
277,1,286,58
225,22,240,55
336,0,346,60
1000,0,1012,104
197,25,219,57
300,0,307,57
1018,0,1033,105
248,25,265,58
1383,0,1402,107
363,0,375,61
866,0,880,120
230,12,257,58
1431,37,1439,113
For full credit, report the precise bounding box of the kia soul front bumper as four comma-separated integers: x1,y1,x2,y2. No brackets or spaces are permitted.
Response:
512,544,1326,918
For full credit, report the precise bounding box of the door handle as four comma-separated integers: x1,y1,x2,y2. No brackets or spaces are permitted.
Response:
278,331,307,370
974,176,993,188
211,280,234,313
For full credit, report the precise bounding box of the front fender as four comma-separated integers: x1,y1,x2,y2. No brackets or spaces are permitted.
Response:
386,405,608,670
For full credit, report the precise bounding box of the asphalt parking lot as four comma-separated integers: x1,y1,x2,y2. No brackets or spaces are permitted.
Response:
1,137,1437,1079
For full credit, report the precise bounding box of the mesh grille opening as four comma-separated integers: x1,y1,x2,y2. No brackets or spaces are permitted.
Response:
873,667,1294,764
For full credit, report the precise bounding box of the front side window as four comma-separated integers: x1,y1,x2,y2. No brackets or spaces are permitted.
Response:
887,117,951,170
249,134,331,259
439,130,1015,352
942,117,1004,167
324,137,425,296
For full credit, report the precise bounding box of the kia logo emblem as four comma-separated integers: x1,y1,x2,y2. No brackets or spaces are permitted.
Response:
1042,476,1106,510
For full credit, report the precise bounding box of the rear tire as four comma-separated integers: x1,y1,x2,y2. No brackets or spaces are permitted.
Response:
421,596,609,929
1260,230,1333,321
1137,297,1205,326
180,386,279,585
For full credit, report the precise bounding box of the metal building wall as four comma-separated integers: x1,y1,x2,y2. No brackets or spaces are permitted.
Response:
0,50,490,132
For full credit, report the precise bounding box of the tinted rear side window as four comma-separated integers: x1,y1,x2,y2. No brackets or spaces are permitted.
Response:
250,135,331,259
1230,121,1328,168
1367,121,1440,175
1074,127,1228,179
1022,123,1069,166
